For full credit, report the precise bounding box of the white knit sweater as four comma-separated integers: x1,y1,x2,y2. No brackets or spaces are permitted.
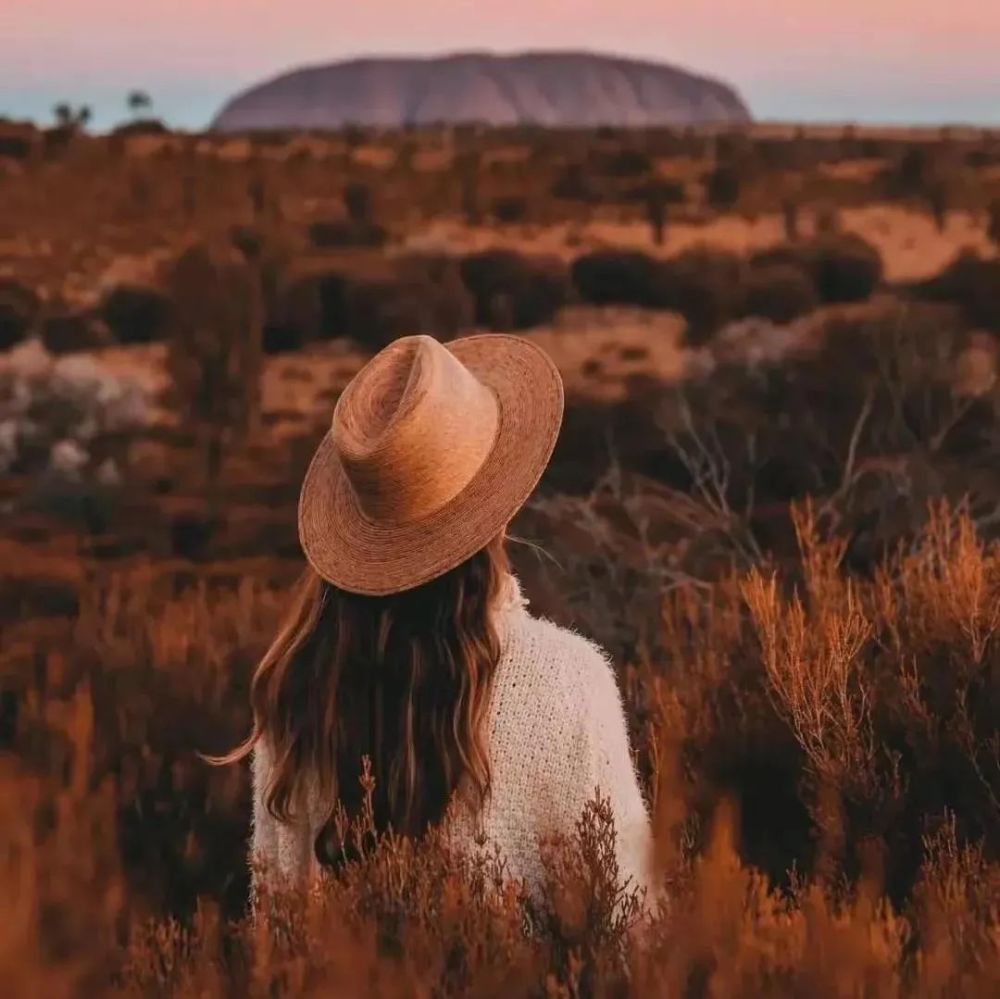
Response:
251,574,654,898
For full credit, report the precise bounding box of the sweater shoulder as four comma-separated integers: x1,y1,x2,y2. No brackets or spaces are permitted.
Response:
501,608,618,698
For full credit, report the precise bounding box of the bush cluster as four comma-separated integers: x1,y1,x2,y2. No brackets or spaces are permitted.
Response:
751,233,884,305
915,251,1000,331
99,284,172,344
265,249,573,353
571,235,882,343
0,277,40,350
0,339,148,480
2,505,996,994
459,249,570,331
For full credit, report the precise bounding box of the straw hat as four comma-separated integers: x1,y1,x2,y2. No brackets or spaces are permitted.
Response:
298,334,564,595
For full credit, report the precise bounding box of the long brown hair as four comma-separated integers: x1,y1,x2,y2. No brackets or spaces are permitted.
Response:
217,532,509,867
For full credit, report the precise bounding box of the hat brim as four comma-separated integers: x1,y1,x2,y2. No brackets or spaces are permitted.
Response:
297,334,564,595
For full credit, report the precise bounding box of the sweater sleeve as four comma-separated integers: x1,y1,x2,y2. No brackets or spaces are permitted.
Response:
576,645,656,902
250,740,314,892
250,741,279,881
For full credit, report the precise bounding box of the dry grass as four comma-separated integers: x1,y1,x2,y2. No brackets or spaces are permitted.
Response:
3,120,1000,996
1,504,997,996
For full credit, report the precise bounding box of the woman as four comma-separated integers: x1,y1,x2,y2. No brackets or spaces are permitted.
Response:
220,333,653,900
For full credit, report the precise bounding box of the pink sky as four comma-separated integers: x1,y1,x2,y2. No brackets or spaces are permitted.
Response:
3,0,998,127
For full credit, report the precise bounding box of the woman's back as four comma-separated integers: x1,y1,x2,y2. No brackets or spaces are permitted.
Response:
250,574,653,897
230,333,653,906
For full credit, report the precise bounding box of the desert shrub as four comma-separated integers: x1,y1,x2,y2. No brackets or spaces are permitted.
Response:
228,223,264,261
454,150,480,223
2,509,998,994
0,340,147,480
659,247,747,344
809,233,884,302
340,255,474,352
491,196,529,225
459,249,570,330
594,147,654,178
265,257,355,348
110,118,170,138
704,162,742,210
658,301,992,571
164,241,263,484
988,199,1000,248
631,179,686,246
0,122,37,160
98,284,172,344
343,181,373,223
40,308,113,354
272,253,474,353
42,123,79,156
882,143,963,204
886,144,937,195
916,251,1000,331
550,161,595,201
0,277,40,350
307,219,387,250
740,263,819,323
753,234,883,305
571,250,667,308
782,197,801,241
227,226,301,354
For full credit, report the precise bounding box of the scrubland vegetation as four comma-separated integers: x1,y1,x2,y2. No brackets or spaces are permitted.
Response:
1,117,998,995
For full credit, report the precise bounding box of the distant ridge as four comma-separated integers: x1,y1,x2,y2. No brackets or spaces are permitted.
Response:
211,51,752,132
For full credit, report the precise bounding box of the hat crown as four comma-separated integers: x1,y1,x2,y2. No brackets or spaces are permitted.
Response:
332,336,499,523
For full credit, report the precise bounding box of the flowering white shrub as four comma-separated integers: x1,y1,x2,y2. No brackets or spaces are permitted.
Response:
712,315,811,368
0,339,150,481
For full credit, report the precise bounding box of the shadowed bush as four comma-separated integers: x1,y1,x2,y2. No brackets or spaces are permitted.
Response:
753,234,883,305
99,284,172,344
571,247,762,341
571,250,667,309
915,251,1000,332
491,196,530,225
2,505,997,995
740,262,820,323
307,218,388,250
343,254,474,351
40,308,113,354
660,246,747,345
459,249,570,330
164,240,263,485
0,121,38,160
0,277,40,349
270,253,474,353
704,162,742,210
809,233,884,303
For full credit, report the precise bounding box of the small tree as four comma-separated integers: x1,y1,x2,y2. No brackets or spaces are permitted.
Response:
927,181,949,233
987,199,1000,249
814,204,841,235
642,180,684,247
248,174,268,219
181,173,197,217
164,242,263,497
457,152,480,225
782,197,801,241
126,90,152,118
52,102,91,131
343,182,372,224
704,163,741,211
